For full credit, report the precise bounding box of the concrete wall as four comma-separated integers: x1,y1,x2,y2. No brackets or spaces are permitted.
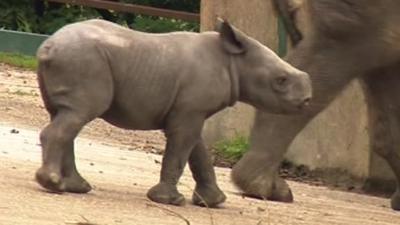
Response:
201,0,396,184
201,0,278,146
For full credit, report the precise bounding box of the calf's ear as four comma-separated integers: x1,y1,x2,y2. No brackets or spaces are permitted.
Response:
216,18,246,54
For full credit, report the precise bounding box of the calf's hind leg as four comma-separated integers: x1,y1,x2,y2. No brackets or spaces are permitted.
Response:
61,141,92,193
36,58,113,193
36,112,93,193
364,68,400,211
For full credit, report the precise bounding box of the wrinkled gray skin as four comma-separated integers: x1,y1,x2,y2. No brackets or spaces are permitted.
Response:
35,19,311,207
232,0,400,211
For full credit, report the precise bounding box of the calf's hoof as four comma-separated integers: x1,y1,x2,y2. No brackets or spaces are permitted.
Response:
391,189,400,211
147,182,185,206
192,185,226,207
36,167,65,192
63,174,92,193
35,167,92,193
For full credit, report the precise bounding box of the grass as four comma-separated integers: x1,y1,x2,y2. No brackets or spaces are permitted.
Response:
11,90,39,97
213,134,249,163
0,52,37,70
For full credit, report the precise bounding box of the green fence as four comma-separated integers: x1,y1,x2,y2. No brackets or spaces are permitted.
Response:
0,30,49,56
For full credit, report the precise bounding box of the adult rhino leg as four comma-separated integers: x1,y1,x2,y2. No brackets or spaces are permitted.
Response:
363,68,400,211
188,140,226,207
231,39,359,202
231,111,314,202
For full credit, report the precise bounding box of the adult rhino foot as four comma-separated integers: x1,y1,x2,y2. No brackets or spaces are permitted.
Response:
241,176,293,202
147,182,185,206
264,177,293,202
192,184,226,207
231,164,293,203
391,188,400,211
35,167,92,193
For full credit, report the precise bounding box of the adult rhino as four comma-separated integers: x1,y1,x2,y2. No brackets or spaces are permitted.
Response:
232,0,400,211
35,19,311,207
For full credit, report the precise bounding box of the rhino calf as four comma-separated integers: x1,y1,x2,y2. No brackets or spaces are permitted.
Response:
35,19,311,207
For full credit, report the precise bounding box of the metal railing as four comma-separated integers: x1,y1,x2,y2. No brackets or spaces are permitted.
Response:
46,0,200,22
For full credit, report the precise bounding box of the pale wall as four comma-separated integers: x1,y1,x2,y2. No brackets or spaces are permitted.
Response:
201,0,278,146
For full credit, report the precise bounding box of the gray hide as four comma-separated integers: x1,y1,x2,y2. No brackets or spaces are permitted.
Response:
35,19,311,207
232,0,400,211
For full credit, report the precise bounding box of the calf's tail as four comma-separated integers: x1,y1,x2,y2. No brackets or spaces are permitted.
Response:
36,41,57,118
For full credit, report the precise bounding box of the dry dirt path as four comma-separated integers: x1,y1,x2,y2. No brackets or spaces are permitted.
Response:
1,124,400,225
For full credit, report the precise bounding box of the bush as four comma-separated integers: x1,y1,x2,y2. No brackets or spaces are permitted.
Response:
0,0,200,34
213,135,249,165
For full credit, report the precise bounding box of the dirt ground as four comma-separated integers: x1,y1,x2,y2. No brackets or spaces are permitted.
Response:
1,63,400,225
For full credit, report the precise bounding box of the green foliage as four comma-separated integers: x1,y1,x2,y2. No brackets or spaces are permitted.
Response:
0,52,37,70
122,0,200,13
132,16,199,33
213,135,250,162
37,5,102,34
0,0,37,32
0,0,199,34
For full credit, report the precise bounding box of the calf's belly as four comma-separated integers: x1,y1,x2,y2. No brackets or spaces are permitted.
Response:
100,104,165,130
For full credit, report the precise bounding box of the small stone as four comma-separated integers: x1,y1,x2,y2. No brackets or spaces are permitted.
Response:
10,129,19,134
257,207,266,212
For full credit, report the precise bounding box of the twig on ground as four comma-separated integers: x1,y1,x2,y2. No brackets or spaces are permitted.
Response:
180,182,215,225
65,221,100,225
64,215,100,225
146,202,191,225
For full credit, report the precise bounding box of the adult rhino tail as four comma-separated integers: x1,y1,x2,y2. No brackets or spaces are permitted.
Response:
271,0,303,46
